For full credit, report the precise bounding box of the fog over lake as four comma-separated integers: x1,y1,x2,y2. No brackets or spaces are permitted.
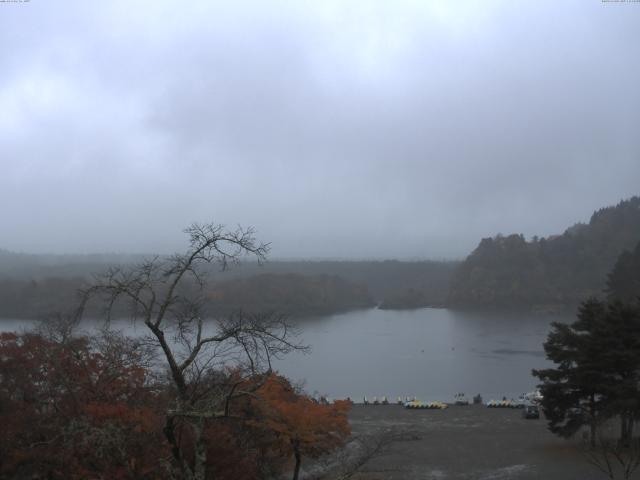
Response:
0,307,566,403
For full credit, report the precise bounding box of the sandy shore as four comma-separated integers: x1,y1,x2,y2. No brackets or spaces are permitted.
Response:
346,404,609,480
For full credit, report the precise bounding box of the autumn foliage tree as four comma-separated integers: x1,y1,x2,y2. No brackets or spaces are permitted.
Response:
0,331,352,480
0,329,165,479
248,374,351,480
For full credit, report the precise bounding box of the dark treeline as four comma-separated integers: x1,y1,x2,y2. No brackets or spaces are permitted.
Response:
0,276,83,320
209,259,458,306
0,250,147,279
448,196,640,311
207,273,374,317
0,254,457,319
607,240,640,304
0,273,373,320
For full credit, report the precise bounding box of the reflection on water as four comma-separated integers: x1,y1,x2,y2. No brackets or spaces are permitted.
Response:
0,307,572,403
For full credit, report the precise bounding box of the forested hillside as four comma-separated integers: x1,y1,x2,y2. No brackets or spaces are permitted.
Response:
448,196,640,310
208,259,458,304
0,253,456,318
606,239,640,303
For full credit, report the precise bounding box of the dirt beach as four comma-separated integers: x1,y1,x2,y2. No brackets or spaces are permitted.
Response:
346,404,613,480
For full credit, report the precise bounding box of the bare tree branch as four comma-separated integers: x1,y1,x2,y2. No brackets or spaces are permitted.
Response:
77,222,302,480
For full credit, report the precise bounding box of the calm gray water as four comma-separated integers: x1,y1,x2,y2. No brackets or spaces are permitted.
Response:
274,308,566,403
0,308,568,403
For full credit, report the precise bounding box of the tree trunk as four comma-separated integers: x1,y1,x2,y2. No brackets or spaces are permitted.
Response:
193,417,207,480
292,442,302,480
164,415,194,479
620,413,633,447
590,395,597,448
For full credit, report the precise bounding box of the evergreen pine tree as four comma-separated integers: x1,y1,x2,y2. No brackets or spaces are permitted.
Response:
534,299,640,446
533,299,609,446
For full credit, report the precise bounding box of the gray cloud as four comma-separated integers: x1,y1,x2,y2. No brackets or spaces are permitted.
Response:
1,0,639,258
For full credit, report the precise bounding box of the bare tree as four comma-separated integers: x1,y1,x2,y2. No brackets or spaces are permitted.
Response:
78,223,305,480
584,435,640,480
36,310,81,344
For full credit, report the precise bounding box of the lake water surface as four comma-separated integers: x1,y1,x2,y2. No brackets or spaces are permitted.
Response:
0,307,570,403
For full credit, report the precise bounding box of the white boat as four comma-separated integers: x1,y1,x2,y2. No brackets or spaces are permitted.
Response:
524,390,543,404
453,393,469,405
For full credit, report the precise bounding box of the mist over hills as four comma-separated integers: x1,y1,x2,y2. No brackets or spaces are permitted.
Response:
1,196,638,318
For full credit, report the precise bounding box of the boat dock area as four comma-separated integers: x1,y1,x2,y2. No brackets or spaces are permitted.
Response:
332,391,541,408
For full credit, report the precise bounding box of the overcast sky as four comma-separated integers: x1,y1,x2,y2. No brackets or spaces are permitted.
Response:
1,0,639,259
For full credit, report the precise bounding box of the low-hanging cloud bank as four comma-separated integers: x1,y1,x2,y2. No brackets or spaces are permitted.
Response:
1,0,639,258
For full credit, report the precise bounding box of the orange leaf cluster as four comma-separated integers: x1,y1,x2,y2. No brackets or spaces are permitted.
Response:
0,332,166,479
250,374,351,458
